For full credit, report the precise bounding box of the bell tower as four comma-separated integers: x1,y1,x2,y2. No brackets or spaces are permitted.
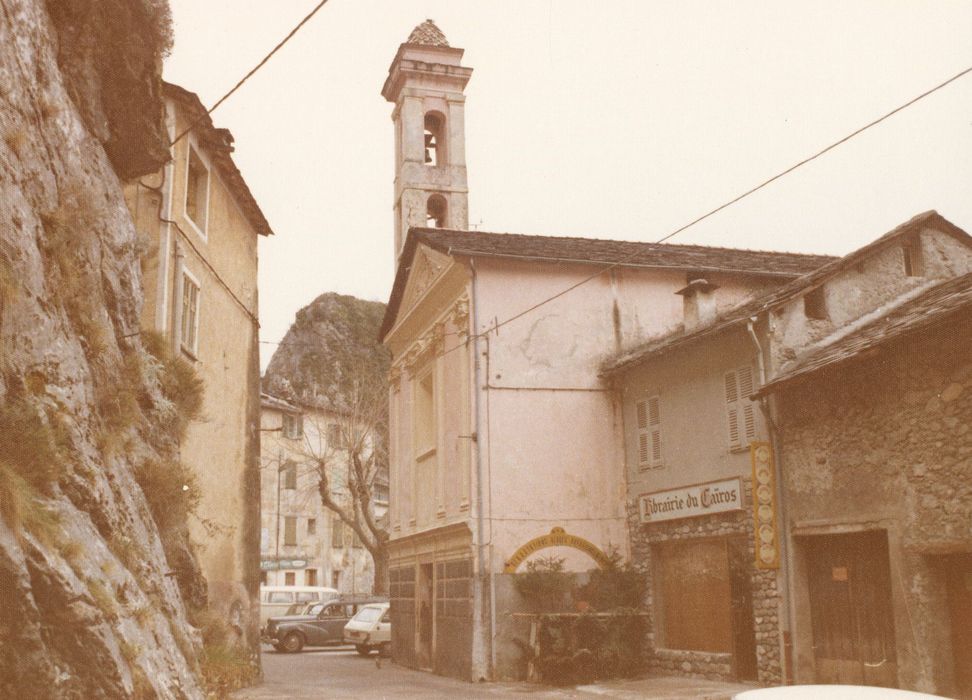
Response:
382,20,473,263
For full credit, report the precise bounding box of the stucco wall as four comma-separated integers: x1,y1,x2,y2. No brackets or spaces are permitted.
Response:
259,404,376,593
775,317,972,696
123,100,262,640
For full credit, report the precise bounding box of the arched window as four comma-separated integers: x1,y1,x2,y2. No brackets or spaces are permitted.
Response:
426,195,447,228
423,112,446,166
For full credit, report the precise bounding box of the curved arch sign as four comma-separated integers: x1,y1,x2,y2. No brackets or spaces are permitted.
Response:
503,527,613,573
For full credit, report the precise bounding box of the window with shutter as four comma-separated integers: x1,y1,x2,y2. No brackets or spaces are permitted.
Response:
636,396,662,469
725,367,757,451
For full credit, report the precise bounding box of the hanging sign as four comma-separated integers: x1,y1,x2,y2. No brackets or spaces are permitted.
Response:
260,559,308,571
751,442,781,570
637,478,743,524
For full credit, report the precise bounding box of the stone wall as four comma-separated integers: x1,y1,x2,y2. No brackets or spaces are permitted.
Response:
627,492,784,685
0,0,206,696
776,314,972,696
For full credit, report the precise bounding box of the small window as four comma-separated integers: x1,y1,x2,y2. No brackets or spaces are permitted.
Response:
268,591,292,604
282,413,303,439
331,518,344,549
284,572,296,586
902,240,923,277
327,423,344,449
304,568,317,586
803,286,827,320
373,482,389,504
180,273,200,355
426,195,447,229
307,518,317,535
185,147,209,232
424,112,445,166
284,516,297,546
635,396,662,469
725,367,757,451
282,461,297,490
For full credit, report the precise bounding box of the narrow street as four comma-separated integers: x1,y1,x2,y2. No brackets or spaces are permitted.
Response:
233,645,756,700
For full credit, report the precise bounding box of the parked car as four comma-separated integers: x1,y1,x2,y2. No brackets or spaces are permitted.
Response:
258,585,338,627
343,602,391,656
263,597,386,653
734,686,946,699
282,601,325,617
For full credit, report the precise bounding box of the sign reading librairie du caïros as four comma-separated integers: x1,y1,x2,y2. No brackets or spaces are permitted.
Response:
638,477,743,523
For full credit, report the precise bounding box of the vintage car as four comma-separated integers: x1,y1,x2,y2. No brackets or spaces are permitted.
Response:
262,597,386,653
343,602,391,656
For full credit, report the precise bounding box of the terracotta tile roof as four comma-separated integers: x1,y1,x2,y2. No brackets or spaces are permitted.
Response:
379,226,835,341
406,19,449,47
163,82,273,236
758,272,972,394
601,211,971,377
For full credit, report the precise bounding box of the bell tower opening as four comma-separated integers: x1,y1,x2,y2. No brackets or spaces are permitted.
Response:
424,112,446,167
426,195,447,228
383,20,472,262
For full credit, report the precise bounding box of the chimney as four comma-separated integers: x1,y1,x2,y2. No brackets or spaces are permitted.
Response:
676,278,719,331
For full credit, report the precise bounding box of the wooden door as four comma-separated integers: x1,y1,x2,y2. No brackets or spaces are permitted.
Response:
945,554,972,698
805,531,897,687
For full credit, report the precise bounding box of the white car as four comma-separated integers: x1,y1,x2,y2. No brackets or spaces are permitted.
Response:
734,686,946,699
343,602,391,656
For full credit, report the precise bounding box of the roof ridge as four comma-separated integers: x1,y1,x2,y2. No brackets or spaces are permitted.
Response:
416,227,836,261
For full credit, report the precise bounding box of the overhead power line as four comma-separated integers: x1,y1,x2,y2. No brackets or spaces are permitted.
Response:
469,62,972,342
259,62,972,356
171,0,331,146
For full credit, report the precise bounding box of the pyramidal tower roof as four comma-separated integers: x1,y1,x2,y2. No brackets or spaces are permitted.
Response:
406,19,450,47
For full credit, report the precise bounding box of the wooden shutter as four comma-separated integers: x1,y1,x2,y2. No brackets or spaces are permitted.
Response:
636,396,662,469
284,516,297,546
726,367,757,450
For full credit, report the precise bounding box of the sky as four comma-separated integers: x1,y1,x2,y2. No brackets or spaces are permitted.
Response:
161,1,972,371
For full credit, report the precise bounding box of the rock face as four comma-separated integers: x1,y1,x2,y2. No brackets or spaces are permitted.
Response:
0,1,204,697
264,293,389,410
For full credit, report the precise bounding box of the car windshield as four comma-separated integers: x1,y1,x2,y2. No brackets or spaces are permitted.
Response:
352,606,384,624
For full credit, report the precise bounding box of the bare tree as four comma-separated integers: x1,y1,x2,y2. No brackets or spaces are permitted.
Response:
301,371,389,596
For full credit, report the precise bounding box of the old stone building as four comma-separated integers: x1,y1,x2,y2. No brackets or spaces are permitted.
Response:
758,264,972,693
259,393,385,594
603,211,972,691
123,82,271,637
380,20,831,682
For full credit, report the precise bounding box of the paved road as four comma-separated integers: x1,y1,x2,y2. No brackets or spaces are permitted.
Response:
232,645,755,699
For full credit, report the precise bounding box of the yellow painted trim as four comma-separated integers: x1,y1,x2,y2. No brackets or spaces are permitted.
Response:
751,441,781,570
503,527,613,574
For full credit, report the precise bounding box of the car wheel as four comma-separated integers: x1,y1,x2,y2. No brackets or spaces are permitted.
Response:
272,643,286,653
355,644,372,656
281,632,304,653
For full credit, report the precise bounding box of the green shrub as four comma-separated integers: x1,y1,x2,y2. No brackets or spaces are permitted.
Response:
0,462,61,543
0,399,69,490
134,457,200,532
513,556,573,613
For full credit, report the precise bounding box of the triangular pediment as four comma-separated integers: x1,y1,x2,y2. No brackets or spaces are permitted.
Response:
399,244,452,318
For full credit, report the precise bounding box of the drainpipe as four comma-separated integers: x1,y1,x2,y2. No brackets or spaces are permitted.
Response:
747,317,796,685
172,240,186,354
470,258,494,678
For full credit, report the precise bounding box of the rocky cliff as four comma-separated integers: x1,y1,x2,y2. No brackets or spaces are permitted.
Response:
263,293,389,412
0,1,207,697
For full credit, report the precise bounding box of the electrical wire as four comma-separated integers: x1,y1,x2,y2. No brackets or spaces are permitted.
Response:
258,63,972,357
170,0,331,146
